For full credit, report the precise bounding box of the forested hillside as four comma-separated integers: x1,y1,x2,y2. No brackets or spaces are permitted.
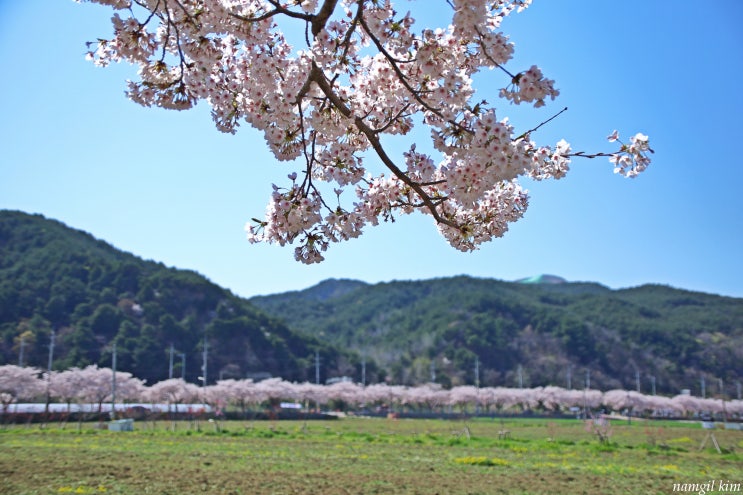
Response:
251,277,743,395
2,210,741,396
0,211,367,384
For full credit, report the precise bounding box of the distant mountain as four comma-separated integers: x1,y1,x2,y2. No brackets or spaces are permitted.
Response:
516,274,568,285
0,210,367,384
251,277,743,395
265,278,370,303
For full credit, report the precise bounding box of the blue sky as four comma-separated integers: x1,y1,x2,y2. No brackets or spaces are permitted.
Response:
1,1,742,299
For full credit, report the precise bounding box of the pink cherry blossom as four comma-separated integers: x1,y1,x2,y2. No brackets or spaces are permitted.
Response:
0,365,43,412
77,0,652,263
147,378,201,412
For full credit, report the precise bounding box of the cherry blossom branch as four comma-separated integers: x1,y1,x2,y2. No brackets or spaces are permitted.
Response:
355,119,458,229
473,26,517,80
133,0,163,29
308,62,458,230
337,1,364,64
229,2,312,24
357,13,472,136
78,0,653,263
566,151,615,159
373,104,413,133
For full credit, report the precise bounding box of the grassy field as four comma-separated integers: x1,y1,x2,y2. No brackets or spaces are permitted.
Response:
0,417,740,495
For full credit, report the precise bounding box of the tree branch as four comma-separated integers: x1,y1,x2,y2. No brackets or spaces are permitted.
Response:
311,0,340,36
228,1,313,25
565,151,616,159
307,62,459,230
357,13,471,136
514,106,568,141
473,26,517,80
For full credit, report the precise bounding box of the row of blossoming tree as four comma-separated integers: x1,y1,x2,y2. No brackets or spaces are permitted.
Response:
76,0,652,262
2,365,740,420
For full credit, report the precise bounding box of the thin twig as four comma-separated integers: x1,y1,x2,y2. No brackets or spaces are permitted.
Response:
514,106,568,141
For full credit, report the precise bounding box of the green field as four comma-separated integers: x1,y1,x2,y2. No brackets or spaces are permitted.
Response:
0,418,740,494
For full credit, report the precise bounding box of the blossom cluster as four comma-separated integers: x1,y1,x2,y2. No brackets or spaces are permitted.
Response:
499,65,559,108
607,131,654,178
77,0,652,263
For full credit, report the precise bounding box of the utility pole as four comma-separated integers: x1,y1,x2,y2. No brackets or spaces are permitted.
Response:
430,360,436,383
111,342,117,420
517,364,523,389
315,350,320,385
582,378,588,420
737,381,742,400
474,357,480,389
201,337,208,385
169,344,174,379
650,375,656,395
567,364,572,390
718,378,724,398
199,337,208,406
361,355,366,387
18,335,26,367
47,331,55,372
474,357,480,415
45,331,56,417
635,370,641,393
181,353,186,380
701,376,706,398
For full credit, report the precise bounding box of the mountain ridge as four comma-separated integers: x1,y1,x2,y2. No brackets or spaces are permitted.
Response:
2,209,741,395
